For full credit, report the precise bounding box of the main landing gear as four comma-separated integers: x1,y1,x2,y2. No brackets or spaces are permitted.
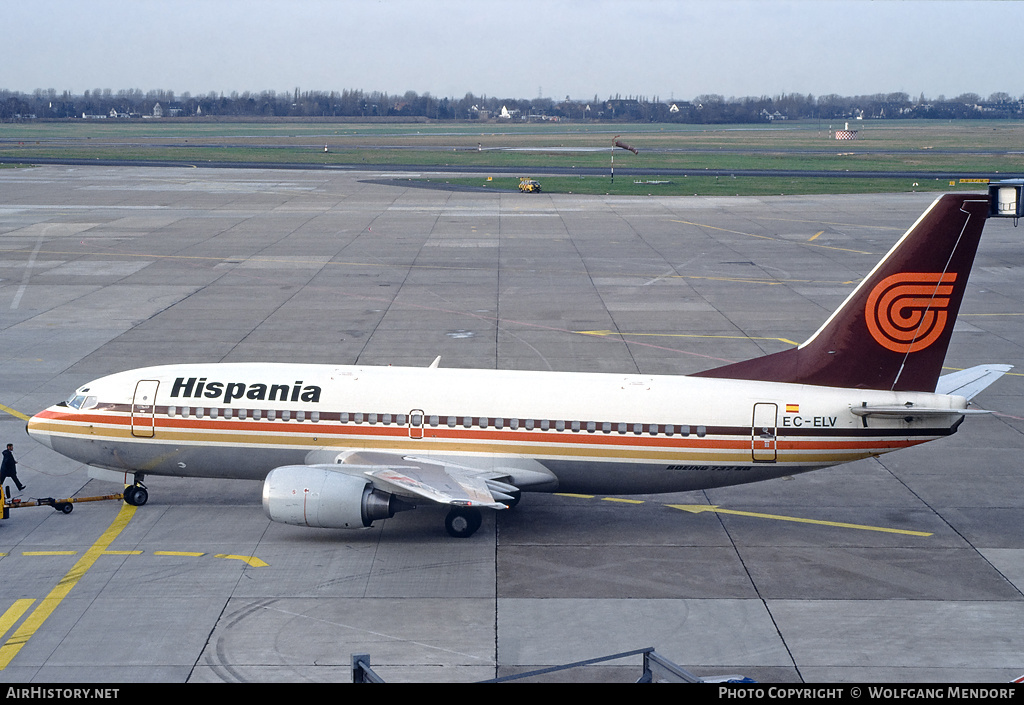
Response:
444,507,482,538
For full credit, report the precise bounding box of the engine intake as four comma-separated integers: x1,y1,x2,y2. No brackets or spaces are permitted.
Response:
263,465,413,529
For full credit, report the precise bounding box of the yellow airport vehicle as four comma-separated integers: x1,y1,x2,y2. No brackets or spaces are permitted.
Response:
518,177,542,193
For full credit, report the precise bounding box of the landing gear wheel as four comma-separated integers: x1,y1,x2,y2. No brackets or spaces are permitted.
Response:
123,485,149,507
445,507,482,538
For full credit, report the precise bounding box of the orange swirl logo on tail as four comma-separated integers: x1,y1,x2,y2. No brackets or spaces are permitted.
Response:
865,273,957,353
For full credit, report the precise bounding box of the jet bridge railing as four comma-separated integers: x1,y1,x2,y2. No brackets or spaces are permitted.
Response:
352,647,752,683
351,653,385,683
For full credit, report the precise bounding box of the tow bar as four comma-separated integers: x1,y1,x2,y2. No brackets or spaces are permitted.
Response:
2,486,124,519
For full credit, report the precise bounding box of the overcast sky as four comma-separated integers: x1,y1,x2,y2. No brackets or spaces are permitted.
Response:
3,0,1020,101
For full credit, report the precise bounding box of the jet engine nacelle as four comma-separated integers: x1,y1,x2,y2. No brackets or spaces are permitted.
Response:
262,465,409,529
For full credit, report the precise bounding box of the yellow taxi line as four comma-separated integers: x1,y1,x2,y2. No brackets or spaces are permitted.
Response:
0,503,137,670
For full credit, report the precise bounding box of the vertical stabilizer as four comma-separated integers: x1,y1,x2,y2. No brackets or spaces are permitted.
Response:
694,194,990,391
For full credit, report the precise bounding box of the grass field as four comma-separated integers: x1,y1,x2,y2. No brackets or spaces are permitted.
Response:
420,174,987,197
1,119,1021,194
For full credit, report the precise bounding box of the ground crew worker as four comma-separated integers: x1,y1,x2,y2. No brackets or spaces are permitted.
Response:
1,443,26,492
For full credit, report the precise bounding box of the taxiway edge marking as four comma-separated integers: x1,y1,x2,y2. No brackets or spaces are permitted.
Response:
667,504,933,536
0,601,35,642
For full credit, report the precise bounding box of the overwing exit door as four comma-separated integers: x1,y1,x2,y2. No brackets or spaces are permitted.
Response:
408,409,424,439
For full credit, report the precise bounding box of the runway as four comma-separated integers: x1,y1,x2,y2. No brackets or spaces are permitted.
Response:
1,166,1022,682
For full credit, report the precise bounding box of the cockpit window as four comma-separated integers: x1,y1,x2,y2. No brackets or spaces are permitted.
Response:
66,394,98,410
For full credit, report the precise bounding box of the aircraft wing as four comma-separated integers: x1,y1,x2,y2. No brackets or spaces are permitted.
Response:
935,364,1013,400
365,463,510,509
312,450,516,509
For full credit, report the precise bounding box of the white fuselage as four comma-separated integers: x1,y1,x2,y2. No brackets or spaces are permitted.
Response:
27,362,967,494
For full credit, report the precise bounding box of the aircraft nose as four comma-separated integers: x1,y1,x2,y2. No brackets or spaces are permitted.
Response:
26,413,53,449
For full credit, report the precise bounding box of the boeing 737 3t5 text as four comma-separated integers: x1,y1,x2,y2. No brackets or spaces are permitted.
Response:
26,194,1010,538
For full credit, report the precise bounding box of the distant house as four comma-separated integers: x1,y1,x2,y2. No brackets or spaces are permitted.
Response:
152,103,163,118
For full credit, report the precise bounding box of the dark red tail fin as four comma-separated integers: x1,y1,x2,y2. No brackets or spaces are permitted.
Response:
694,194,990,391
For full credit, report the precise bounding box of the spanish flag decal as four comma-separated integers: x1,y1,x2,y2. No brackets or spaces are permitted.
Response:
786,403,799,413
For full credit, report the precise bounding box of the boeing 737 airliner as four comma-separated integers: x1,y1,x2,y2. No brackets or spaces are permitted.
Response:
26,194,1009,537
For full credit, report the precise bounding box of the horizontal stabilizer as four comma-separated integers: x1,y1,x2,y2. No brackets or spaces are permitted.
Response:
850,405,988,418
935,364,1013,400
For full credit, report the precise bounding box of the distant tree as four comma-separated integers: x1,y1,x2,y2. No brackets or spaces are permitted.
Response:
954,93,981,105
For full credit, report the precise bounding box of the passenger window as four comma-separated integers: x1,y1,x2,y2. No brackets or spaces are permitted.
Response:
167,406,176,417
311,411,319,423
297,410,305,422
281,410,290,421
618,423,627,434
696,425,706,437
267,409,275,421
541,420,550,431
253,409,261,420
556,420,565,432
633,423,642,435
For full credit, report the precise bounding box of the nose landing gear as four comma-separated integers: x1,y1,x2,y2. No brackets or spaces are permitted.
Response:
123,481,148,506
